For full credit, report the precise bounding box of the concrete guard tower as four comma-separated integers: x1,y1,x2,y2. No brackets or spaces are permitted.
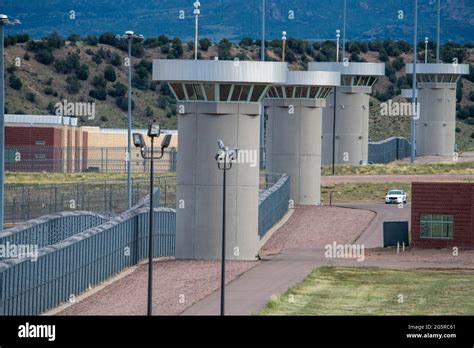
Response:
153,59,287,260
405,63,469,156
309,62,385,165
264,70,341,205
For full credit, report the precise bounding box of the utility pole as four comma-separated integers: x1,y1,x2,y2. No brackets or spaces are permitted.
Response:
411,0,418,164
194,1,201,60
342,0,347,60
0,14,21,231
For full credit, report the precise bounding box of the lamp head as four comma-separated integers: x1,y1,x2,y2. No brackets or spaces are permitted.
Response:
133,133,145,148
125,30,134,37
217,139,225,151
160,134,172,149
148,121,161,138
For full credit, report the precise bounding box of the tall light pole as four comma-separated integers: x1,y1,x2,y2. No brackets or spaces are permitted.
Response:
261,0,265,61
117,31,144,210
336,29,341,62
436,0,440,63
215,140,237,316
0,14,21,231
193,1,201,60
133,124,172,316
260,0,266,170
411,0,418,163
424,37,429,63
342,0,347,60
281,31,287,62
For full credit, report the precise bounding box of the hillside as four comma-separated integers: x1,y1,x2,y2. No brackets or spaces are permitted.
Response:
3,33,474,149
4,0,474,43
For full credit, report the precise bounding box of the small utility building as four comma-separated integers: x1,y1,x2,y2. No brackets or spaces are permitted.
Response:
411,182,474,249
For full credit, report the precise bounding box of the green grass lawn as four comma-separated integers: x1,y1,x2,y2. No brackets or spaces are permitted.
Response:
259,267,474,316
321,182,413,204
4,171,175,184
321,161,474,176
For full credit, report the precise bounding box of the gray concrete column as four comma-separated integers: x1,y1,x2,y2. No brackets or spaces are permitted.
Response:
265,99,325,205
322,86,371,165
416,82,456,156
176,102,261,260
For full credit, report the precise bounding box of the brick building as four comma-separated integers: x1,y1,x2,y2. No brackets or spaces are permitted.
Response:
5,115,84,172
4,115,178,173
411,182,474,249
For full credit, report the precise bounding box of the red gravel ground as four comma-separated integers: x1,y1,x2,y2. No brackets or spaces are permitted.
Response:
260,206,376,256
58,259,258,316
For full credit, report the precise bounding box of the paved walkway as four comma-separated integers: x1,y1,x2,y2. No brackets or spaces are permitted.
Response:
182,246,474,316
337,203,411,248
182,203,471,316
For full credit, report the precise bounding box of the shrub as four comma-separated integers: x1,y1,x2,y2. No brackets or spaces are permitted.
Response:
44,32,64,49
44,86,56,95
76,64,89,81
93,75,108,88
84,35,98,46
108,82,127,98
115,96,135,111
104,65,117,82
9,75,22,90
199,38,211,51
26,93,36,103
89,87,107,101
35,49,55,65
66,76,81,94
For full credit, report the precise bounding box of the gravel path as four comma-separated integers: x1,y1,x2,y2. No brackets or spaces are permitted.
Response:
58,259,258,316
322,174,474,184
260,206,376,256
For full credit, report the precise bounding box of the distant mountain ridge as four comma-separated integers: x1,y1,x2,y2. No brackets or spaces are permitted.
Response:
3,0,474,43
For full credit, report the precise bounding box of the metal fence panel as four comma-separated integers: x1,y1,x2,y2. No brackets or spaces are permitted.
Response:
368,137,412,164
0,207,176,316
258,174,290,238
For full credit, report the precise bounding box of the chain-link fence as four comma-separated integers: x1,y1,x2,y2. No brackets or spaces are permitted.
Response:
4,176,176,227
5,146,177,174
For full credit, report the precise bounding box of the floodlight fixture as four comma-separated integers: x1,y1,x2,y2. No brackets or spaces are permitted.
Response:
161,134,172,148
148,122,161,138
133,133,145,148
217,139,225,151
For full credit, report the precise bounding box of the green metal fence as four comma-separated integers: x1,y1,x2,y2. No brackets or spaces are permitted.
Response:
258,174,290,238
0,211,108,261
0,207,176,316
368,137,412,164
4,176,176,227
